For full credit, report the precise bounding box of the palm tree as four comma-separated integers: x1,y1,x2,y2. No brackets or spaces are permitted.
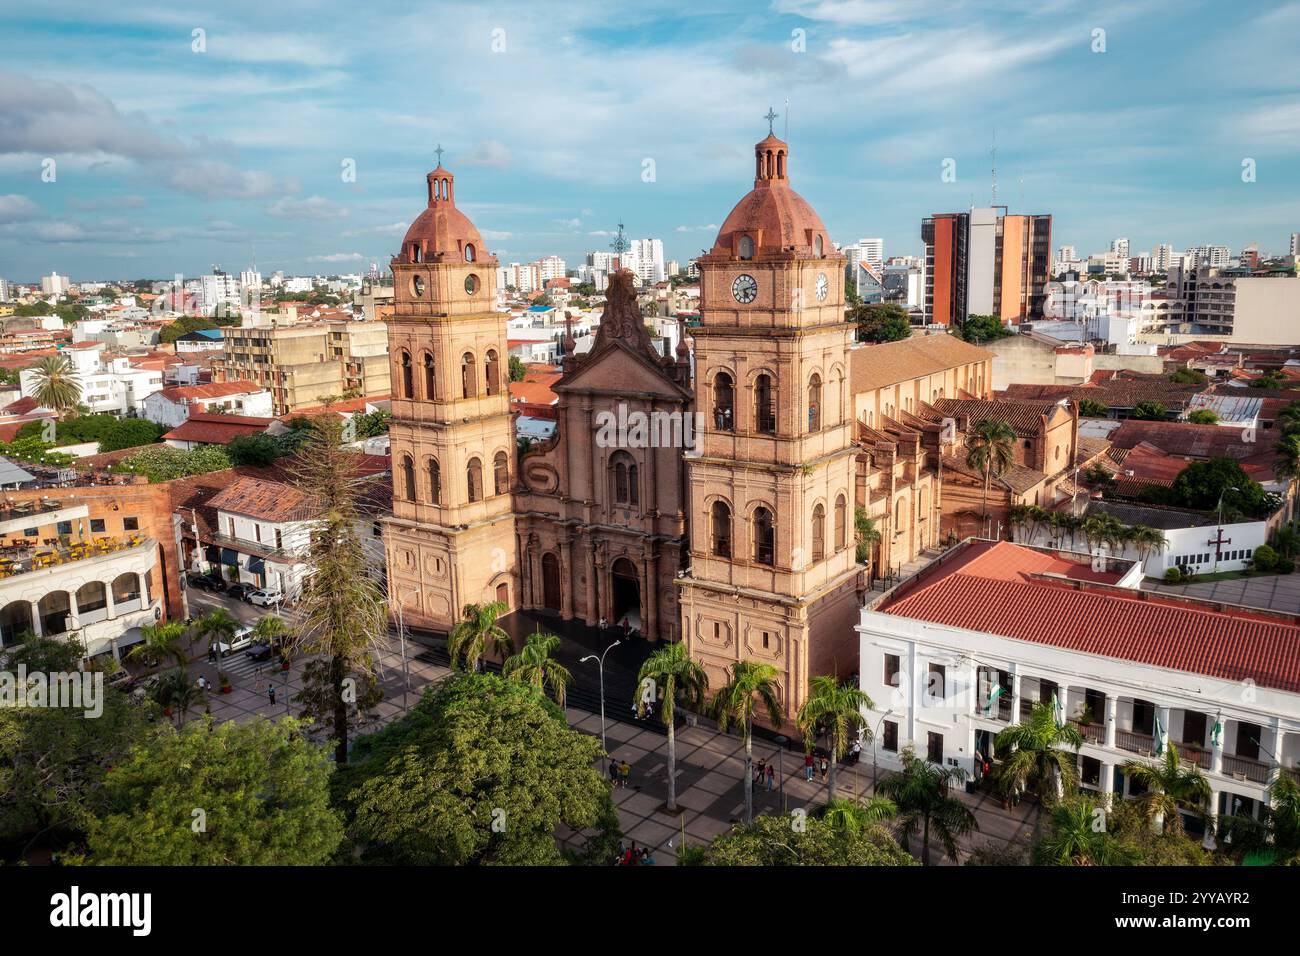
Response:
820,796,897,834
710,660,782,824
1275,433,1300,480
196,608,238,683
1121,743,1211,835
965,419,1016,532
1270,523,1300,559
446,601,512,672
503,629,572,706
796,675,874,803
854,506,881,570
28,354,82,415
150,668,205,728
994,701,1084,808
876,745,977,865
1259,771,1300,861
1128,524,1169,566
1034,797,1138,865
633,641,709,813
253,614,288,665
125,620,189,669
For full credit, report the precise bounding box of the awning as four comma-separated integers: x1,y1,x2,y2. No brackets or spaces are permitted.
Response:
220,547,239,566
247,556,266,573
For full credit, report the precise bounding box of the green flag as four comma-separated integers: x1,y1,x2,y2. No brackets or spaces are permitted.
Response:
1050,693,1064,728
985,684,1004,715
1211,714,1223,748
1154,712,1165,755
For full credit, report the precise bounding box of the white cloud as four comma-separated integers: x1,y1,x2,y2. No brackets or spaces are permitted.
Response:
676,223,717,232
307,252,366,262
0,194,40,222
461,140,511,169
264,195,350,220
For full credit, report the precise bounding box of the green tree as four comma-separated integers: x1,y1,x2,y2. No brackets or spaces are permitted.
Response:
125,620,190,670
447,601,512,672
1032,796,1140,865
149,667,206,728
340,673,614,865
954,314,1011,344
1121,743,1211,835
196,608,238,684
1251,371,1284,389
850,302,911,343
633,640,709,813
1128,523,1170,565
502,629,572,707
854,506,881,568
1167,458,1270,518
1274,433,1300,481
684,812,915,866
1131,399,1167,420
1170,367,1208,385
286,414,389,764
1077,398,1108,418
508,354,527,382
350,408,390,439
80,716,342,865
966,419,1016,528
1187,409,1219,425
115,444,231,482
796,675,873,803
225,432,284,466
710,660,782,824
876,745,977,865
28,354,82,414
994,701,1084,808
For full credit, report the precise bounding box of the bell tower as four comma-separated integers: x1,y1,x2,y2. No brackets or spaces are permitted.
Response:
382,156,517,631
678,128,864,720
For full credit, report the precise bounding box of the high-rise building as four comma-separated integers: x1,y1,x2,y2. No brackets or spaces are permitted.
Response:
383,159,517,631
1290,232,1299,257
680,131,861,718
1187,245,1230,269
923,206,1050,325
1111,237,1130,259
535,255,566,283
0,278,10,302
1152,244,1175,272
239,269,262,294
41,273,69,296
1058,245,1077,263
665,259,680,277
625,238,665,284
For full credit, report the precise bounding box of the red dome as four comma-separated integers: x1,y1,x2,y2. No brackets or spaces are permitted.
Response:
709,134,833,260
397,165,490,265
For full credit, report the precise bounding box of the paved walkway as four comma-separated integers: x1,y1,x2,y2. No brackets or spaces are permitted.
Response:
1145,572,1300,614
189,631,1038,866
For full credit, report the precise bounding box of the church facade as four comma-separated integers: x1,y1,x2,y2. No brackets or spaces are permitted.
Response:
381,133,1002,719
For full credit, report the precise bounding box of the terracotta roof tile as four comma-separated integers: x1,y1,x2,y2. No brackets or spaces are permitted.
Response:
849,335,991,394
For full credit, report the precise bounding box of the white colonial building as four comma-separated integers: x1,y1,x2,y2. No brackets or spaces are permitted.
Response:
858,539,1300,836
141,379,273,429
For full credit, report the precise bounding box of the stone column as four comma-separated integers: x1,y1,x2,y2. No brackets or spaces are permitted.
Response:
1211,717,1224,775
645,547,659,640
1009,666,1022,726
29,602,42,637
1203,789,1221,850
1100,762,1115,811
1105,695,1118,749
559,535,574,619
584,538,598,625
1265,717,1284,791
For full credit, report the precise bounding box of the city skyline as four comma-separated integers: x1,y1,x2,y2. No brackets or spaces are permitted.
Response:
3,0,1300,280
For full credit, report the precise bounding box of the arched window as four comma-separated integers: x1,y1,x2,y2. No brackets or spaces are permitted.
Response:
612,452,639,506
814,234,823,257
739,236,754,260
464,243,476,262
755,374,776,434
834,494,847,552
753,507,775,566
895,497,905,528
402,455,416,502
461,351,476,398
494,451,509,496
427,457,441,505
423,352,435,399
711,501,732,557
812,504,826,562
808,373,822,431
485,349,501,396
467,457,483,503
111,573,140,605
76,580,107,615
713,372,734,432
400,350,413,399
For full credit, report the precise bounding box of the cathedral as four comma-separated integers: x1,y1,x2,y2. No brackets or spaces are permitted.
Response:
382,128,992,718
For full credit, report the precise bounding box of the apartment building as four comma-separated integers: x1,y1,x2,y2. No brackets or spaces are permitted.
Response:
18,343,163,416
213,320,390,415
922,206,1051,326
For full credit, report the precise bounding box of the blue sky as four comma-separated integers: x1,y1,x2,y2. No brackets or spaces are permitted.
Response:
2,0,1299,282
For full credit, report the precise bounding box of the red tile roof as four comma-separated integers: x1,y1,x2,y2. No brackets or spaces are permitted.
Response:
155,380,264,403
3,396,39,415
162,412,276,445
880,540,1300,693
207,475,315,522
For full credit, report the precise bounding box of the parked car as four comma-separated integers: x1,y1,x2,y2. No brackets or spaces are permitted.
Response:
227,583,258,602
130,674,162,701
246,587,283,607
246,642,276,663
188,573,225,592
213,625,255,658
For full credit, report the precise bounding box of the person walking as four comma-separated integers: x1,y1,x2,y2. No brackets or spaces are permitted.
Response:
609,758,620,788
819,756,829,781
618,758,631,788
268,684,276,706
765,763,776,792
804,752,815,781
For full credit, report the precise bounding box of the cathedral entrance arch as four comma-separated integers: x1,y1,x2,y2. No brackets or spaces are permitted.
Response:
541,552,562,612
611,557,641,632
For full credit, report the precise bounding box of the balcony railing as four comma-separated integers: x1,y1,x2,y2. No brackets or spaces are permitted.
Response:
0,535,148,580
1222,753,1271,784
1179,746,1212,770
1071,720,1106,745
1116,729,1156,755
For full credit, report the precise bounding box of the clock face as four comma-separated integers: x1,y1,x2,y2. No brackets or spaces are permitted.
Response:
815,272,828,301
731,273,758,304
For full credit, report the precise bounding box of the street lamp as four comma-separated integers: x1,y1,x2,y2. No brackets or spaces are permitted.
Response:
580,639,621,756
773,734,788,812
870,709,894,794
